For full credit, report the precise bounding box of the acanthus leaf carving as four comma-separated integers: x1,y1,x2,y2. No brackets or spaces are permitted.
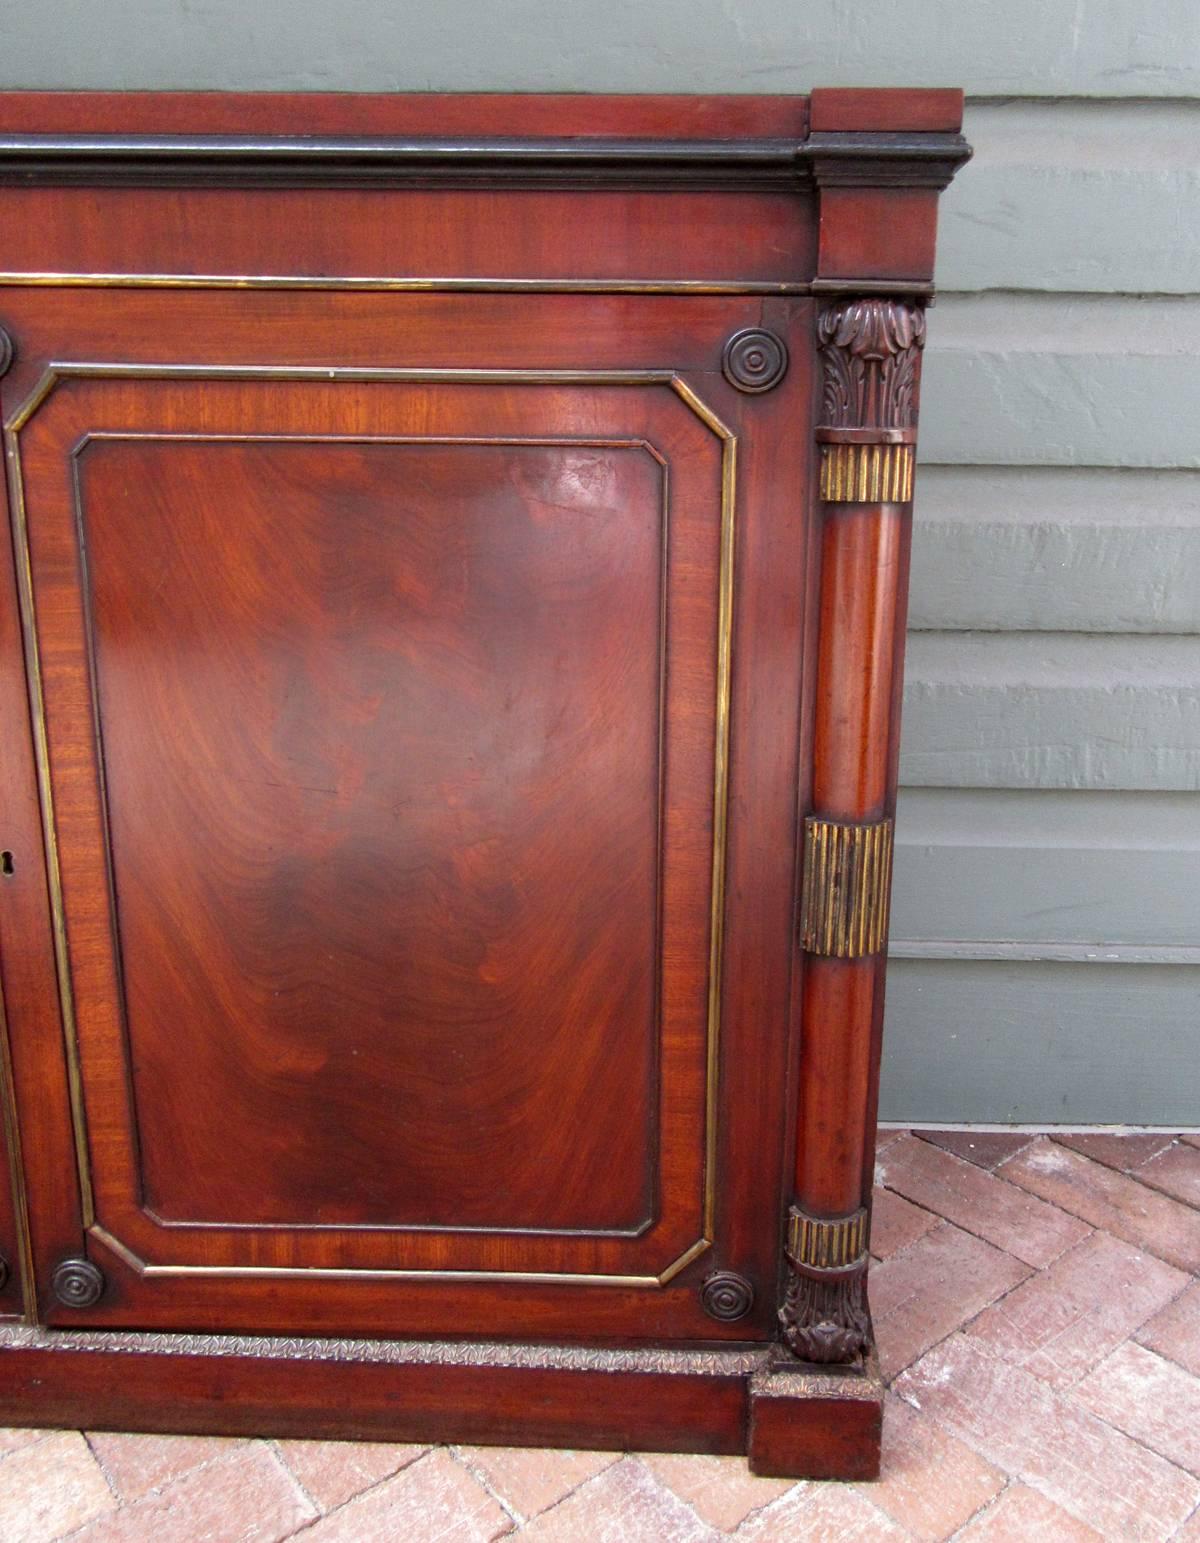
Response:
817,298,926,432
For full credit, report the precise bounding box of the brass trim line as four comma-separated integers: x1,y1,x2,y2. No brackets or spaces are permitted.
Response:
785,1206,869,1274
819,442,914,503
799,816,894,959
0,272,810,296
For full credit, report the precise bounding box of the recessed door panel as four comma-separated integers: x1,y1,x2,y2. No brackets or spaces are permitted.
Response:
83,434,664,1235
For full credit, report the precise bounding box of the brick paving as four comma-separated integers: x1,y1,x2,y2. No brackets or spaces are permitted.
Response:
0,1129,1196,1541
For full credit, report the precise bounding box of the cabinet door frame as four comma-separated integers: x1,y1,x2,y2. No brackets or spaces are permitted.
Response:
0,290,814,1342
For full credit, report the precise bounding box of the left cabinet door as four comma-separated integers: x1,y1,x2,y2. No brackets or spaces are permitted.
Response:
0,286,811,1342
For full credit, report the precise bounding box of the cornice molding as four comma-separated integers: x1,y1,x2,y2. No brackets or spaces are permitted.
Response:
0,128,971,192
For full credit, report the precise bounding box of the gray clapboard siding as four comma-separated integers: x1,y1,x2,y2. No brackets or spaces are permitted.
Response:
909,467,1200,633
891,788,1200,951
922,296,1200,468
900,632,1200,790
942,103,1200,294
3,0,1200,96
3,7,1196,1124
880,960,1200,1127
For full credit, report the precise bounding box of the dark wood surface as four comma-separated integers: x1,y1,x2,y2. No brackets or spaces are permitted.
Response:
0,89,967,1474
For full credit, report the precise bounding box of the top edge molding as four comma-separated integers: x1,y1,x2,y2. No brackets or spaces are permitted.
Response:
0,127,971,192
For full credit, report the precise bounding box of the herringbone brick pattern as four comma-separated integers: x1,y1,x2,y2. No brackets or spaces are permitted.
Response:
2,1130,1197,1541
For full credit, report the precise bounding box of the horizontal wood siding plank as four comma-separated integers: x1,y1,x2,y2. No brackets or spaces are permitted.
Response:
891,788,1200,947
2,3,1199,96
910,467,1200,633
942,103,1200,293
921,296,1200,468
880,959,1200,1126
900,632,1200,789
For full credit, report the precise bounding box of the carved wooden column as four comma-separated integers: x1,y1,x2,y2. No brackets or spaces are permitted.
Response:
780,296,925,1363
738,88,966,1481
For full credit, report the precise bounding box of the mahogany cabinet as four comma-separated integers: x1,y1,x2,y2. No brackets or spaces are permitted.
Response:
0,89,968,1477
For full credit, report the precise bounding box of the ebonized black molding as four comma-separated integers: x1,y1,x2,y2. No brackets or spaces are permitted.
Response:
0,130,971,191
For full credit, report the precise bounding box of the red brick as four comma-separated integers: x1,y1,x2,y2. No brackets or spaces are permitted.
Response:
456,1446,617,1522
1137,1278,1200,1377
869,1220,1031,1379
638,1452,791,1531
1174,1503,1200,1541
966,1230,1189,1389
70,1443,314,1543
915,1130,1034,1171
879,1134,1090,1268
520,1457,716,1541
0,1430,115,1542
1135,1141,1200,1208
894,1334,1200,1539
274,1437,428,1512
876,1126,906,1152
1000,1137,1200,1273
870,1185,939,1260
854,1394,1004,1540
956,1483,1104,1541
86,1431,244,1501
735,1482,907,1540
1054,1132,1177,1172
297,1449,510,1541
0,1429,47,1457
1183,1134,1200,1150
1073,1342,1200,1476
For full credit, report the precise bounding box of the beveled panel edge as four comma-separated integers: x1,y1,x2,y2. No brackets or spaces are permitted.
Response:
11,365,737,1290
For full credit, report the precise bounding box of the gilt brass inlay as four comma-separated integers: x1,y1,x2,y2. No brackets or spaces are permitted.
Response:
785,1206,869,1275
819,441,914,503
799,817,894,959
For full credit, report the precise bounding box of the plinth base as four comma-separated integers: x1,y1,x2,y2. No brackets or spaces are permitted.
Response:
0,1326,883,1480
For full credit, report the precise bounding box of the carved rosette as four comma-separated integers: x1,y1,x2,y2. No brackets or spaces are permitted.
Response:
51,1258,105,1309
816,298,925,504
778,1206,870,1364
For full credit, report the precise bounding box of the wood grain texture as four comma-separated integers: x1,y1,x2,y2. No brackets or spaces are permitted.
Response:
0,92,811,138
0,91,964,1470
17,364,724,1296
0,186,814,286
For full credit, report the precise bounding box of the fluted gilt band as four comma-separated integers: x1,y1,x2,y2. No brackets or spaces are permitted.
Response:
799,816,894,958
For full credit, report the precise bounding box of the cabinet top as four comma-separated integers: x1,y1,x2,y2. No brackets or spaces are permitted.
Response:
0,89,963,141
0,89,968,291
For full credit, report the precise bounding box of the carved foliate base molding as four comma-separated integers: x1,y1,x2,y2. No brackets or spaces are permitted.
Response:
779,1206,871,1365
799,817,894,959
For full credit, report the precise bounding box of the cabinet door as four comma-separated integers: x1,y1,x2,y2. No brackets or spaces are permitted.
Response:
0,289,812,1340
